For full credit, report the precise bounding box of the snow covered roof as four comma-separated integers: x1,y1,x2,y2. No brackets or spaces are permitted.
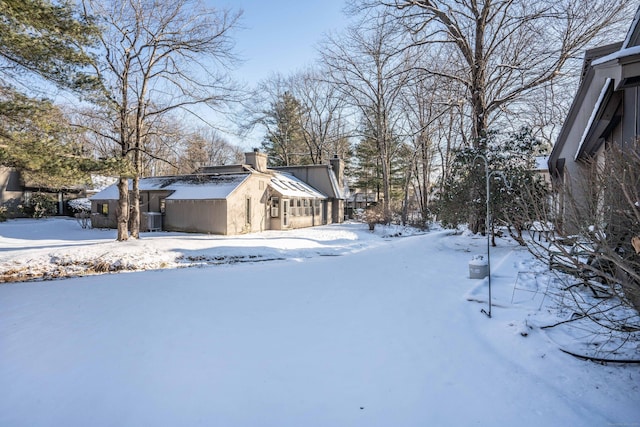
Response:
535,156,549,171
89,175,118,192
165,175,249,200
270,172,327,199
90,174,250,201
591,45,640,66
348,192,377,202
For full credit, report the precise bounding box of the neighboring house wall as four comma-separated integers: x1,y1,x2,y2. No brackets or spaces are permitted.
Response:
0,167,24,216
549,11,640,234
1,166,87,217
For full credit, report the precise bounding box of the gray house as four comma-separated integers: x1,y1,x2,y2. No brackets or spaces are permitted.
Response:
0,166,87,217
548,6,640,233
90,151,346,235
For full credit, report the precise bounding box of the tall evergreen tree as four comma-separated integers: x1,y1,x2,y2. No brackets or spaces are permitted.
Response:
0,87,99,188
260,91,308,166
0,0,97,90
0,0,99,189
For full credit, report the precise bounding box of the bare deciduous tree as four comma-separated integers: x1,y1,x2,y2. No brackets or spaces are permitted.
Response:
373,0,634,143
243,70,352,168
399,66,463,221
353,0,634,232
174,127,243,174
292,69,352,165
78,0,242,240
241,73,308,166
518,143,640,344
320,10,417,220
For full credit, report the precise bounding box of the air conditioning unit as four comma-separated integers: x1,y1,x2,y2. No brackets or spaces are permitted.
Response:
142,212,162,232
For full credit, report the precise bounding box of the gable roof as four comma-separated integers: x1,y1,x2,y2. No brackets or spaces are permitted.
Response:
89,170,330,202
90,174,250,201
272,164,344,199
270,172,327,199
165,175,249,200
549,9,640,174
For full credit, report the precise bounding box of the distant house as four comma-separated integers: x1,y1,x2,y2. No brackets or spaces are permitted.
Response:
345,192,378,218
90,151,346,235
0,166,87,217
548,6,640,233
534,156,550,184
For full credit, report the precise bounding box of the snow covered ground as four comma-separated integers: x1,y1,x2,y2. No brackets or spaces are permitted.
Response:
1,217,639,426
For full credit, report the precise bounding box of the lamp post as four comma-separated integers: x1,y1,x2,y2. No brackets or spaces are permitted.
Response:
472,154,509,319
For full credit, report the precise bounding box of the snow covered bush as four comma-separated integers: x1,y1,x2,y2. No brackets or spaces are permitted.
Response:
67,198,91,213
434,128,550,244
68,198,92,229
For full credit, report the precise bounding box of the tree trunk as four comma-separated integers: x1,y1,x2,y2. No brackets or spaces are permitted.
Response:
130,175,140,238
116,176,129,241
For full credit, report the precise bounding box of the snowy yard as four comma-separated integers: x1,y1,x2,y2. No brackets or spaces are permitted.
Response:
1,218,639,426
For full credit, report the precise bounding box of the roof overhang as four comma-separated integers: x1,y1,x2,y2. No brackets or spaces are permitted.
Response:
574,78,622,161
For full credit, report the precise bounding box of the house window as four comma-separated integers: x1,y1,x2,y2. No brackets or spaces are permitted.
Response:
245,197,251,225
270,197,279,217
98,203,109,215
297,198,302,216
304,199,310,216
290,198,297,216
314,199,320,216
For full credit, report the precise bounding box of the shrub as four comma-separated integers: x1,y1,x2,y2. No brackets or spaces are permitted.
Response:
363,204,386,230
20,193,57,218
68,198,92,229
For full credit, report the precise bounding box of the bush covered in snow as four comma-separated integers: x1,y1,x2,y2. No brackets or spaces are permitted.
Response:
67,198,91,213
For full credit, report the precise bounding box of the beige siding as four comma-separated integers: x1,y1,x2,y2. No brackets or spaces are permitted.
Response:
140,191,172,213
164,200,228,234
90,200,119,228
225,175,269,234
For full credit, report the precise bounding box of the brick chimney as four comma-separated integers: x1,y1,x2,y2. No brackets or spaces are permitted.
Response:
330,154,344,189
245,149,268,172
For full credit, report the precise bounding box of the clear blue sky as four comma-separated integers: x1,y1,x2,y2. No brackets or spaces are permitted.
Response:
204,1,352,147
219,0,351,86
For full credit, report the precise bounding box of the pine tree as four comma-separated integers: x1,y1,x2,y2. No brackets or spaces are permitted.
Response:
0,0,100,189
260,92,308,166
0,0,97,90
0,87,100,189
435,128,549,245
353,134,382,201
